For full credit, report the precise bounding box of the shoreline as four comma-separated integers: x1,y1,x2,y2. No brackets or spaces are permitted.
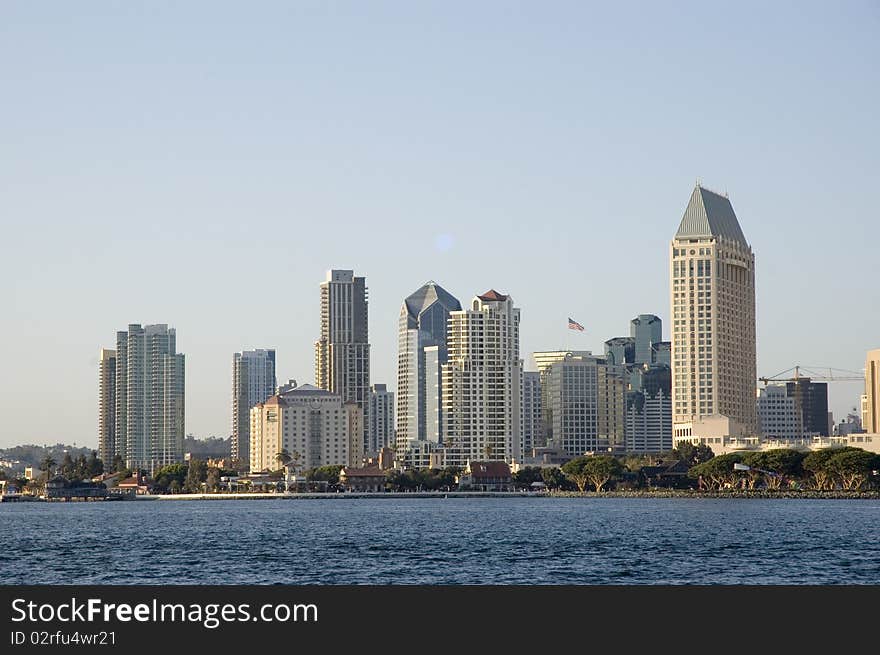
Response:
5,490,880,503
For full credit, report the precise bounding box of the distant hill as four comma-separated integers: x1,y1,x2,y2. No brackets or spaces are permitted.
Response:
184,435,230,459
0,443,95,471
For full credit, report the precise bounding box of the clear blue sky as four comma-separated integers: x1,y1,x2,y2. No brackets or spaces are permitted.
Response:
2,1,878,449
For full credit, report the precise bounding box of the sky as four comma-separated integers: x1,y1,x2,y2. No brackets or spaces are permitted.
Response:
1,1,878,449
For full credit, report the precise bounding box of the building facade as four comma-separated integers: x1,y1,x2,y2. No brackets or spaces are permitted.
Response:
231,349,277,465
785,378,829,437
395,282,461,461
112,324,185,473
315,270,371,448
98,348,117,466
522,371,543,455
442,290,522,466
631,314,662,365
671,184,757,440
368,384,394,453
756,384,803,439
249,383,363,474
625,364,672,453
865,349,880,434
603,337,635,367
543,353,626,457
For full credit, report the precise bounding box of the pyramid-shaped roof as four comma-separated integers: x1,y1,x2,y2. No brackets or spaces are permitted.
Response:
675,185,748,245
478,289,509,302
403,281,461,321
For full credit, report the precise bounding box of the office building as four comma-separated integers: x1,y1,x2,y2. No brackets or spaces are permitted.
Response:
315,270,370,448
368,384,395,453
786,378,829,437
625,364,672,453
396,282,461,459
98,348,117,466
756,384,803,439
631,314,662,365
231,349,276,465
543,353,626,457
671,184,757,442
604,337,635,367
442,290,522,466
522,371,543,454
249,383,363,473
112,324,185,473
865,349,880,434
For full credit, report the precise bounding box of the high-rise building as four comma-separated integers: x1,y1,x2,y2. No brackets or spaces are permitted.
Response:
112,324,185,473
231,349,277,465
315,270,370,448
533,350,594,447
671,184,757,443
543,353,626,457
756,385,803,439
249,383,363,474
442,290,522,466
652,341,672,366
368,384,395,453
864,349,880,433
785,378,829,437
396,282,461,460
631,315,662,365
522,371,543,455
625,364,672,453
604,337,635,367
98,348,117,466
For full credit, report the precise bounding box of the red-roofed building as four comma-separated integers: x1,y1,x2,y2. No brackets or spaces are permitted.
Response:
458,461,513,491
340,466,386,493
477,289,509,302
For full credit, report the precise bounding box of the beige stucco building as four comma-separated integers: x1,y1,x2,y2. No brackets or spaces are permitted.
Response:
249,383,364,474
441,290,522,467
671,184,757,442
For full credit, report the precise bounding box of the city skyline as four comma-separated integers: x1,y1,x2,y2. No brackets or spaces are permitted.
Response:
2,3,878,448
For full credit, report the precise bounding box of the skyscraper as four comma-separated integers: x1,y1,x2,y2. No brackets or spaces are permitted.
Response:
231,349,277,465
543,353,626,456
864,349,880,433
522,371,543,455
315,270,371,450
98,348,116,466
368,383,395,452
442,290,522,466
113,324,185,473
625,364,672,453
631,314,662,365
396,281,461,458
671,184,757,442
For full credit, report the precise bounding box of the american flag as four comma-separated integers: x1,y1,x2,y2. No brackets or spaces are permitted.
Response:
568,317,585,332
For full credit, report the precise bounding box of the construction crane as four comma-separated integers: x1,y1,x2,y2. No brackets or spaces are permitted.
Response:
758,365,864,386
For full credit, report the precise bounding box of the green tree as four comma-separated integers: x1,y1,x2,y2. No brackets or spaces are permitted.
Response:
513,466,544,489
275,449,292,469
306,465,343,484
674,442,715,467
742,449,805,489
541,467,566,490
87,451,104,478
39,454,57,486
688,453,743,490
828,449,879,490
152,463,188,492
111,454,126,473
74,453,88,480
184,458,208,493
561,456,622,492
802,448,841,490
206,467,221,492
60,452,75,479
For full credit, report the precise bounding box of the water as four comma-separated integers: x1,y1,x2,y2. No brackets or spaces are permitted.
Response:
2,498,879,584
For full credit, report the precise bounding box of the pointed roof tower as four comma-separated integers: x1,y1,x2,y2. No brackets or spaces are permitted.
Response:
403,281,462,327
675,184,748,245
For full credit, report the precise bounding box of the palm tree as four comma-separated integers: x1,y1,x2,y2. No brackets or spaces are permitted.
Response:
39,454,57,488
275,449,292,470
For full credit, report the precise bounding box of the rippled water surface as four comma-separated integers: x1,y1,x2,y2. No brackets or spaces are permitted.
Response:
2,498,879,584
